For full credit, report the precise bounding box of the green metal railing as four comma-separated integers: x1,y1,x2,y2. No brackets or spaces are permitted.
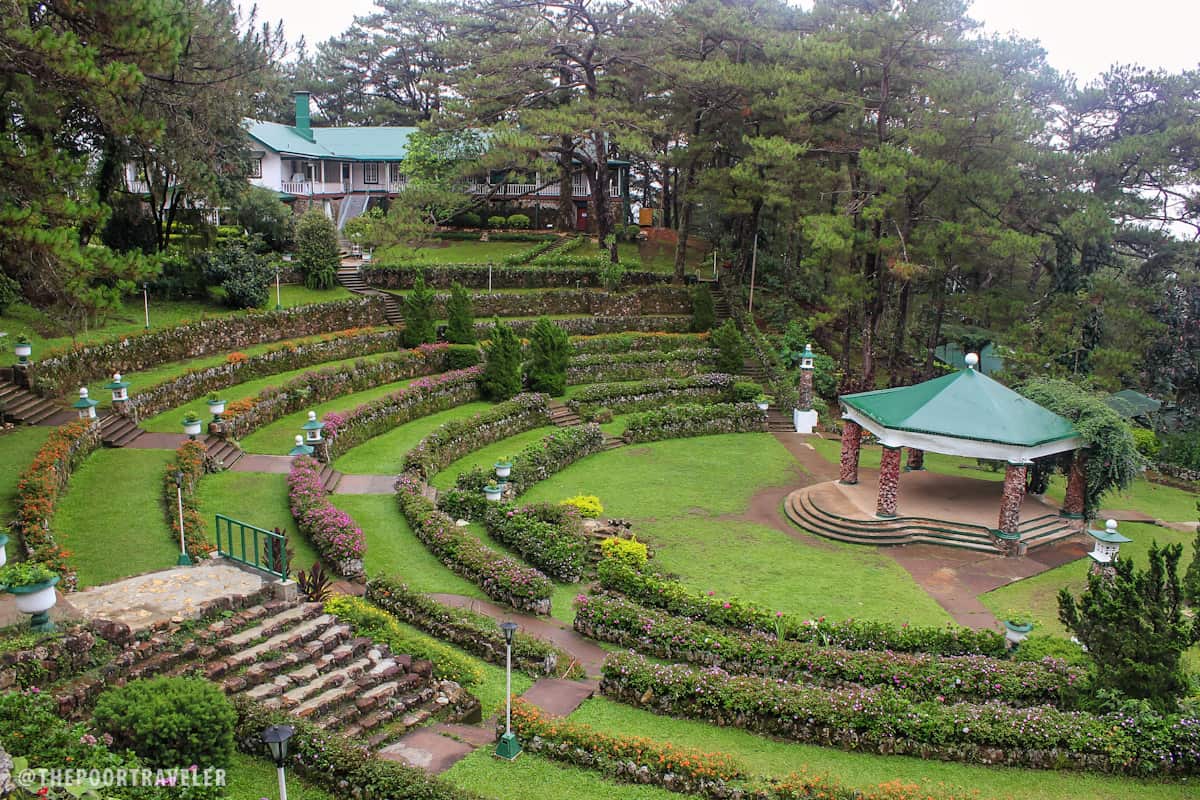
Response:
215,514,289,579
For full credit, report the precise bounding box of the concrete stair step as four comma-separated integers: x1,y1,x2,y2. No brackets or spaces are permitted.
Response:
785,493,1001,553
215,604,324,653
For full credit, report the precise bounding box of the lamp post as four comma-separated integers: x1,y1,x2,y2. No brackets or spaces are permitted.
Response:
261,724,294,800
14,337,32,368
288,434,314,457
275,263,282,310
103,372,131,415
142,283,150,329
72,387,98,420
174,470,191,566
495,620,521,760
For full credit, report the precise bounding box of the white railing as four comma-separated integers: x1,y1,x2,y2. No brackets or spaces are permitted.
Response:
281,181,347,195
126,179,149,194
388,179,408,193
466,177,600,199
282,181,312,195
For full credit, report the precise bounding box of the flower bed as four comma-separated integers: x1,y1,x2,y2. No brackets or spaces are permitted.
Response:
163,440,217,562
567,374,735,419
219,343,462,440
362,263,671,289
595,558,1006,657
474,315,691,339
601,652,1200,776
507,700,980,800
366,576,573,675
501,237,559,264
123,327,400,420
575,593,1078,706
569,332,709,355
393,475,553,614
401,392,551,480
26,296,389,397
567,349,719,383
11,419,104,589
323,367,483,459
483,503,590,582
287,457,365,578
233,696,478,800
623,402,767,442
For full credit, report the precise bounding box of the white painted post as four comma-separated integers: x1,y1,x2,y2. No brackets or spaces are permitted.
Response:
748,232,758,314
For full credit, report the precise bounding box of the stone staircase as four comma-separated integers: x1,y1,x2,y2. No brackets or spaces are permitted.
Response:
99,413,143,446
337,266,404,326
765,408,794,433
1016,513,1079,549
204,434,244,469
57,600,478,748
317,461,344,492
0,378,63,424
709,284,731,322
548,399,623,449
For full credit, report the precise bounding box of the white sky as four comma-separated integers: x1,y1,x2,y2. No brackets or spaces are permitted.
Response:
250,0,1200,84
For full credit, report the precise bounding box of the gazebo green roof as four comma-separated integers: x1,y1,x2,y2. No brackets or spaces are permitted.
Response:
1104,389,1161,418
839,366,1079,448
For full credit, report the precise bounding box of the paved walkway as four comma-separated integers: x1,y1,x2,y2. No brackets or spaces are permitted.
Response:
229,454,295,473
334,473,396,494
66,561,267,631
125,432,189,449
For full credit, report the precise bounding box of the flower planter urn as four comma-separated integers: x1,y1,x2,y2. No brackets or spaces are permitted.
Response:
9,575,60,633
0,533,7,568
484,485,503,502
756,401,769,411
206,398,226,418
1003,619,1033,647
494,461,513,479
182,417,203,437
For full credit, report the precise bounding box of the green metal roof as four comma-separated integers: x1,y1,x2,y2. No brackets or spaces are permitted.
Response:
1088,521,1132,544
934,342,1004,375
840,367,1079,448
244,119,418,161
1104,389,1161,418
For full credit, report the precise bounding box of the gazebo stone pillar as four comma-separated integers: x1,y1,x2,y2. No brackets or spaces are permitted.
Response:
997,461,1030,557
876,445,902,518
904,448,925,471
1062,450,1087,519
838,420,862,485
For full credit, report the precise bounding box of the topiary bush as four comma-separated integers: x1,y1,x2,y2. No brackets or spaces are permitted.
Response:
561,495,603,518
93,676,237,769
294,208,340,289
456,211,482,228
1132,428,1160,459
600,536,648,570
445,281,476,344
506,213,531,229
487,215,507,229
712,319,747,374
401,273,437,347
527,316,571,395
690,284,714,332
481,319,524,400
732,381,763,402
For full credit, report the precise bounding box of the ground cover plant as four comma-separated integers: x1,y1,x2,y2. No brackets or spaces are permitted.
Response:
195,470,321,569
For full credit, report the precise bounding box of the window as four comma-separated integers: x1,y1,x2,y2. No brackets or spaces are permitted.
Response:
249,158,262,178
363,162,379,184
390,164,404,184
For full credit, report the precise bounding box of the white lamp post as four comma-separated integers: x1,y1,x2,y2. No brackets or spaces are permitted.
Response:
495,621,521,760
289,434,314,457
261,724,294,800
174,470,191,566
301,411,325,445
72,387,98,420
13,338,32,367
275,263,282,310
142,283,150,329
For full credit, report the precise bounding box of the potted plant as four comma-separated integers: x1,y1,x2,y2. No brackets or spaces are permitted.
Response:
181,412,203,438
494,457,513,480
483,481,503,502
206,392,226,418
0,532,7,568
0,562,60,632
1003,609,1035,646
14,336,32,365
754,394,772,411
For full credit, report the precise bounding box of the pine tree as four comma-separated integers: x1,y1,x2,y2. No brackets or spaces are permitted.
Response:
402,273,437,347
481,319,524,400
445,282,476,344
1058,542,1200,710
690,285,715,332
527,317,571,395
712,320,746,374
1183,518,1200,607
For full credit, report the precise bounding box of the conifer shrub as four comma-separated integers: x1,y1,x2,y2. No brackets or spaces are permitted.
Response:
481,319,523,400
527,316,571,395
712,319,747,374
691,283,715,332
401,273,437,347
445,281,476,344
294,208,339,289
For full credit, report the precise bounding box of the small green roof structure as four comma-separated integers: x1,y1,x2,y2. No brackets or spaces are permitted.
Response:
245,120,419,161
1104,389,1162,419
839,353,1082,462
1087,519,1131,544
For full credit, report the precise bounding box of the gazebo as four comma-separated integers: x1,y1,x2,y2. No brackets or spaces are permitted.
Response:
836,354,1085,550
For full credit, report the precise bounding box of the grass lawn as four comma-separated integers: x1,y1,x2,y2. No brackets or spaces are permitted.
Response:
333,401,493,475
444,749,681,800
616,238,710,274
139,352,395,433
430,425,561,490
53,449,179,587
238,377,422,454
0,426,50,521
520,434,951,626
195,471,322,573
226,751,336,800
569,697,1195,800
1,285,352,354
377,239,534,265
330,494,485,600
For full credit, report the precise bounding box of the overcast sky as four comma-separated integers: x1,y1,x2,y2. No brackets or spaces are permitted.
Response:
250,0,1200,84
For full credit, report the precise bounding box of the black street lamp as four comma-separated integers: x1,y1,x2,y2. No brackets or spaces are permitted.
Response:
496,621,521,760
261,724,295,800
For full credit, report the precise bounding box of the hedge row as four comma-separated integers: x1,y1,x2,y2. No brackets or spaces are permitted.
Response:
12,419,104,590
601,652,1200,776
366,576,574,676
27,296,390,396
287,457,365,577
575,593,1079,707
218,343,466,440
394,474,553,614
569,331,710,355
483,503,591,582
164,441,216,562
233,696,479,800
362,263,671,289
623,402,768,443
567,373,735,419
596,558,1007,657
502,237,560,265
567,349,719,384
507,699,980,800
417,286,691,319
474,314,691,339
323,367,483,459
401,392,551,480
433,230,556,243
124,327,400,421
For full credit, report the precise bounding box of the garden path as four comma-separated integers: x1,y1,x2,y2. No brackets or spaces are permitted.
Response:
228,454,294,473
333,473,396,494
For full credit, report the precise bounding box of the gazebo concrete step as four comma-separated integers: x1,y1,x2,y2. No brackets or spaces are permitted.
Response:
798,492,996,542
785,492,1002,553
1022,525,1078,550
